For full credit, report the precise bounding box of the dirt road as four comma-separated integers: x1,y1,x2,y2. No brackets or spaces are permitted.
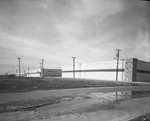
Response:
0,84,150,121
0,89,150,121
0,86,150,103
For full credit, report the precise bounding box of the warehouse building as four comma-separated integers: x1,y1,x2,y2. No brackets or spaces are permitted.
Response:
24,69,62,77
62,60,124,81
124,58,150,82
62,58,150,82
42,69,62,77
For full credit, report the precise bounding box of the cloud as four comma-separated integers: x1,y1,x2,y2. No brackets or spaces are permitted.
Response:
0,0,150,74
93,0,150,50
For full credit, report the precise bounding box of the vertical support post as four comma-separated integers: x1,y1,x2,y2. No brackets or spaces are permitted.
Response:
72,57,76,78
18,57,21,78
42,59,44,78
39,63,42,77
116,49,121,81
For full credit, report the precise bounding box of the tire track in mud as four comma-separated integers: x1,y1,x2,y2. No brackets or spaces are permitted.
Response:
0,94,90,114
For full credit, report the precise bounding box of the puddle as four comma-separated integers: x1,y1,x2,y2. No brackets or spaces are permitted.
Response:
1,90,150,121
116,90,150,99
88,91,131,101
37,90,150,112
131,91,150,98
88,90,150,101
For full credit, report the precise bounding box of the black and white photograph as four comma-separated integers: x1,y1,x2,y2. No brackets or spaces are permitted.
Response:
0,0,150,121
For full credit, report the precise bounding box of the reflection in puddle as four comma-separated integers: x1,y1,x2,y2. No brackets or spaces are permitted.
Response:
89,90,150,102
37,91,150,112
88,91,131,101
131,91,150,98
115,90,150,100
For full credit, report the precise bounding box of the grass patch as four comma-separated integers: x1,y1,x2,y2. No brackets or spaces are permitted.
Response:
0,77,137,93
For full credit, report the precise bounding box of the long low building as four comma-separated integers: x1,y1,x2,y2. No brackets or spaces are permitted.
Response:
24,69,62,77
19,58,150,82
62,58,150,82
62,60,124,81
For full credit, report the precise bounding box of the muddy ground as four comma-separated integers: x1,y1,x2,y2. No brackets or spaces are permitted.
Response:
0,77,150,121
0,90,150,121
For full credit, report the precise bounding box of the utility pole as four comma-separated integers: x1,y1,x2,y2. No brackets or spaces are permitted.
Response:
72,57,76,78
40,62,43,77
42,59,44,78
121,59,124,81
39,63,42,77
18,57,21,78
116,49,121,81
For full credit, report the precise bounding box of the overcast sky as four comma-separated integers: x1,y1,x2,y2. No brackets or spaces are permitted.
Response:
0,0,150,74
